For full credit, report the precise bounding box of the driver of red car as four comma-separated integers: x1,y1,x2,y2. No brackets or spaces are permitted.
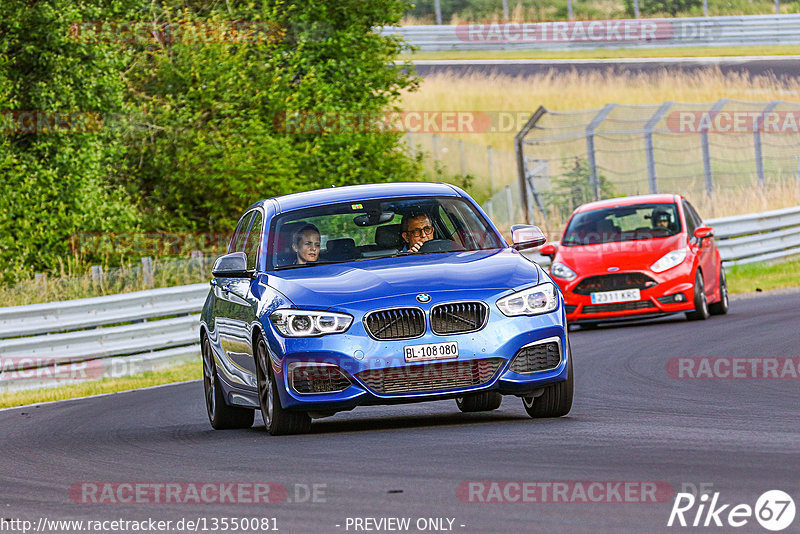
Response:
401,212,434,253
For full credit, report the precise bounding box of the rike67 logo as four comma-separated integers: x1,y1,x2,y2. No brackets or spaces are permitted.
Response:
668,490,796,531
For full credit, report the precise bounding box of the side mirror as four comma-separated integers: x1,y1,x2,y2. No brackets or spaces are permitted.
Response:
510,224,547,250
539,243,557,259
694,226,714,243
212,252,249,277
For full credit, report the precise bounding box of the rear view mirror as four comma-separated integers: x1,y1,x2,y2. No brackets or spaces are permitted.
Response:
510,225,547,250
354,211,395,227
212,252,249,277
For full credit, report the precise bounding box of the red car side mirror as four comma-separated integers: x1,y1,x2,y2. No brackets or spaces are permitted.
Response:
694,226,714,240
539,243,557,258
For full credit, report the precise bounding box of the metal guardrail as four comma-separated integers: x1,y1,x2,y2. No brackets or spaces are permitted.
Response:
0,284,207,394
384,14,800,51
2,205,798,393
521,205,800,267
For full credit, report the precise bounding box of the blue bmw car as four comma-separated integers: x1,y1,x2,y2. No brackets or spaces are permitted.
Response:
200,182,573,435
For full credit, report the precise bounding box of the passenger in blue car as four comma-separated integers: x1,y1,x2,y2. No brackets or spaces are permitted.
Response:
400,212,434,253
292,224,321,264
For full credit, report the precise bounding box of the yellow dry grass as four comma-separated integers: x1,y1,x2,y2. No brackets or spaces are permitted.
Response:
401,69,800,220
401,69,800,152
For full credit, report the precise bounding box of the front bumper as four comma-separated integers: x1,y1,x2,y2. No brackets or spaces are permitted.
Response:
556,267,695,323
266,307,569,411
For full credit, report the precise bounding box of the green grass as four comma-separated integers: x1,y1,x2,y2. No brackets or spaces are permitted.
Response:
403,44,800,61
727,256,800,294
0,361,201,409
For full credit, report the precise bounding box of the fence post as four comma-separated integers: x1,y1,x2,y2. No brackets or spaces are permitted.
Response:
432,134,439,162
701,99,729,197
775,0,780,14
754,100,781,187
586,104,616,201
487,146,495,195
644,101,673,194
459,139,466,175
502,0,509,20
407,131,414,156
632,0,640,18
487,198,495,219
567,0,574,20
702,0,709,16
434,0,442,24
514,106,547,224
141,256,154,288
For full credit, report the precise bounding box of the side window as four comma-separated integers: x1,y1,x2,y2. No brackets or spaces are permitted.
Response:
682,200,697,237
228,211,254,253
686,202,703,227
244,211,263,270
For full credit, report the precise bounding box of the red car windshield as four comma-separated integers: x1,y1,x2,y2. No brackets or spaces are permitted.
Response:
562,203,681,246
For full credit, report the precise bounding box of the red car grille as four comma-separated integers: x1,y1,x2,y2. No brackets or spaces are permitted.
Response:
581,300,656,314
356,358,503,395
573,273,657,295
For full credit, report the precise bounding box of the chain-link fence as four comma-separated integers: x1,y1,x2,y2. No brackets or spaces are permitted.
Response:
517,99,800,224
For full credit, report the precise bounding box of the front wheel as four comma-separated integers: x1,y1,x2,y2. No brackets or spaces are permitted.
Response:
202,336,254,430
708,267,729,315
456,391,502,412
255,337,311,436
685,270,710,321
522,345,573,418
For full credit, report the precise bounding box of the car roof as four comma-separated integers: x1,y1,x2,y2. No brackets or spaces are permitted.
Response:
574,194,681,213
264,182,462,213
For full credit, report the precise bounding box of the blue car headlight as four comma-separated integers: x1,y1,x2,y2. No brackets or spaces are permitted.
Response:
270,309,353,337
496,283,558,317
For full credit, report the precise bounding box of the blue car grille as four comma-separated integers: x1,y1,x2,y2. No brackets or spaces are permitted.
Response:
509,342,561,374
290,365,351,394
365,308,425,340
356,358,504,395
430,302,488,335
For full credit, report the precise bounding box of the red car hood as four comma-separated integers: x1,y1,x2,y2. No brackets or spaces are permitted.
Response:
556,233,686,273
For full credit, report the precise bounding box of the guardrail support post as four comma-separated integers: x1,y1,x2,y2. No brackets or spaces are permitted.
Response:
586,104,616,201
701,99,729,197
644,101,673,194
91,265,103,287
142,256,154,288
755,100,781,187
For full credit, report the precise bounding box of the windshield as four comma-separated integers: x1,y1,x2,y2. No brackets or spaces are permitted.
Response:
270,196,503,269
562,203,681,246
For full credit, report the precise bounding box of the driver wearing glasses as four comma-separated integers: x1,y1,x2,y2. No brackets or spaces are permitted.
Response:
401,212,435,253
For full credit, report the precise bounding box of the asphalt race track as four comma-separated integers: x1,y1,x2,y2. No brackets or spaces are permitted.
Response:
412,56,800,79
1,291,798,533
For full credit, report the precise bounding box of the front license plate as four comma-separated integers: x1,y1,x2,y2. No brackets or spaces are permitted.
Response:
404,341,459,362
590,288,641,304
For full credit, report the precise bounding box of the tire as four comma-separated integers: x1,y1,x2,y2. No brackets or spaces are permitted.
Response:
685,269,710,321
255,337,311,436
456,391,503,412
708,267,729,316
202,336,254,430
522,346,573,418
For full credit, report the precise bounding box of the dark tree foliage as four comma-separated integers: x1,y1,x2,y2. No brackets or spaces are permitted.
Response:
0,0,421,281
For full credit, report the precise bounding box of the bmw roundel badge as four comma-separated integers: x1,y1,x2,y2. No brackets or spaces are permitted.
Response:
416,294,431,303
